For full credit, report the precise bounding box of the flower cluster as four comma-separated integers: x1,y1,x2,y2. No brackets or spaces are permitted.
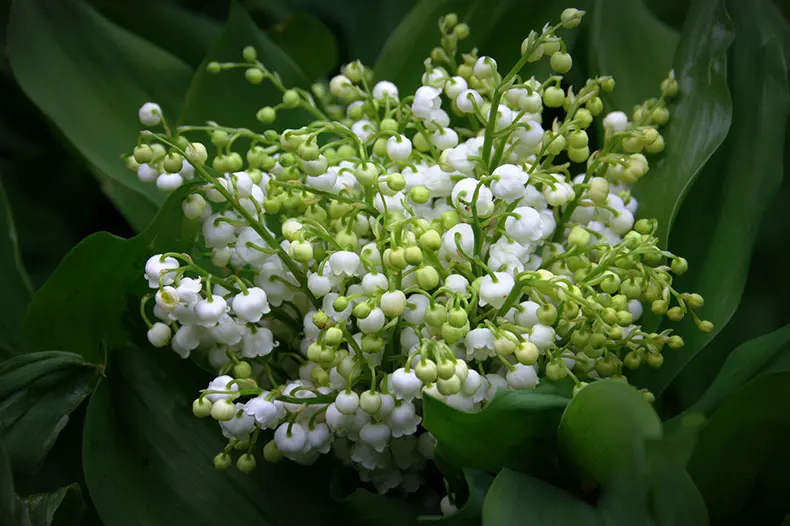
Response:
129,8,711,496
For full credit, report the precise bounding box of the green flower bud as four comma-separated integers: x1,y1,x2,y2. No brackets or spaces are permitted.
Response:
380,118,398,132
571,330,589,347
595,356,618,377
546,134,566,155
226,152,244,172
545,361,568,381
263,440,282,463
416,359,438,383
245,68,265,84
589,332,607,348
133,144,153,164
436,359,456,380
336,230,358,250
419,229,442,251
574,108,594,128
599,76,615,92
561,7,584,28
306,342,323,362
667,306,684,321
448,307,468,328
237,453,257,473
440,210,460,230
233,361,252,378
290,241,314,262
387,172,406,192
537,303,558,325
697,320,714,333
416,266,440,290
568,145,590,163
600,273,621,294
660,76,678,97
324,327,344,347
242,45,257,62
671,257,688,275
441,321,469,344
646,352,664,368
425,303,447,327
652,106,670,125
207,61,222,74
568,226,591,247
620,278,642,299
387,247,407,269
413,132,430,151
543,36,561,55
667,335,684,349
437,375,462,395
651,299,667,316
494,336,517,355
616,310,633,326
192,397,212,418
360,390,382,414
588,176,609,204
411,186,431,204
543,86,565,108
515,341,540,365
550,52,573,74
214,452,232,470
373,138,388,157
352,301,371,319
332,295,349,312
622,136,643,153
644,134,665,154
210,399,237,421
297,141,319,161
454,23,470,39
568,130,589,149
624,351,641,369
586,97,604,116
584,345,604,358
354,162,379,186
282,89,301,108
163,152,183,173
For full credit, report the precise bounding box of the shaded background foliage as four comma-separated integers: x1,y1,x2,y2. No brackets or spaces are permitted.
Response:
1,0,790,525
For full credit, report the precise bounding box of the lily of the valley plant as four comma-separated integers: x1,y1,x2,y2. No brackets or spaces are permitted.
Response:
127,8,710,512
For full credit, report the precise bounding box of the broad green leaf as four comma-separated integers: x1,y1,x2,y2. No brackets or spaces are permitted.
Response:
482,469,602,526
83,343,404,526
0,352,100,476
421,470,493,525
644,438,709,526
0,443,14,526
179,1,312,132
248,0,416,65
689,323,790,416
0,179,32,355
423,389,568,473
22,186,199,363
7,0,194,226
14,484,86,526
375,0,589,94
631,0,734,246
631,0,789,395
587,0,679,111
88,0,221,68
687,372,790,525
559,380,661,485
266,14,339,82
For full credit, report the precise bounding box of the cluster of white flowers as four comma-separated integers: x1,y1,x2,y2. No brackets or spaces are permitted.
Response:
129,8,711,498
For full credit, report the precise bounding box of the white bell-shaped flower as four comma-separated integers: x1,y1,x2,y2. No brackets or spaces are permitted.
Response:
441,224,474,261
274,422,308,454
505,206,543,243
220,404,256,439
144,255,179,288
390,368,422,401
372,81,399,101
328,251,361,277
451,179,494,216
205,375,239,403
241,327,277,358
506,363,539,389
490,164,529,202
529,324,556,350
387,401,422,437
243,396,282,429
138,102,162,126
359,422,391,452
359,307,386,333
478,272,515,309
231,287,270,323
603,111,629,132
386,135,412,162
147,322,171,348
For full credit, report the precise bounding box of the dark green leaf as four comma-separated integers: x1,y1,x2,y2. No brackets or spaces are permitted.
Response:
340,489,423,526
689,323,790,416
632,0,734,246
0,179,32,355
587,0,679,111
15,484,85,526
687,372,790,525
0,443,15,526
482,469,602,526
631,0,789,395
0,352,99,476
266,14,339,82
7,0,194,226
375,0,588,94
423,389,568,473
179,1,312,132
83,343,402,526
22,186,199,363
559,380,661,485
88,0,221,68
421,470,492,525
644,438,709,526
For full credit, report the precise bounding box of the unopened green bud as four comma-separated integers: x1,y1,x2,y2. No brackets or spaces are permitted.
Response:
415,360,438,383
671,257,688,275
550,52,573,74
667,306,685,321
543,86,565,108
245,68,265,84
411,186,431,204
214,452,232,470
237,453,257,473
282,89,301,108
561,8,584,28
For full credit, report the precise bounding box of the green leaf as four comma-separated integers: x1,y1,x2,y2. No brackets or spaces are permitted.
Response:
87,0,221,68
422,388,568,473
7,0,194,226
559,380,661,485
0,352,99,476
687,372,790,525
83,343,402,526
644,438,709,526
265,14,339,82
15,484,86,526
22,186,199,363
0,443,14,526
587,0,679,111
631,0,789,395
631,0,734,246
482,469,602,526
689,323,790,416
374,0,588,95
421,470,492,525
179,1,312,132
0,179,32,355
